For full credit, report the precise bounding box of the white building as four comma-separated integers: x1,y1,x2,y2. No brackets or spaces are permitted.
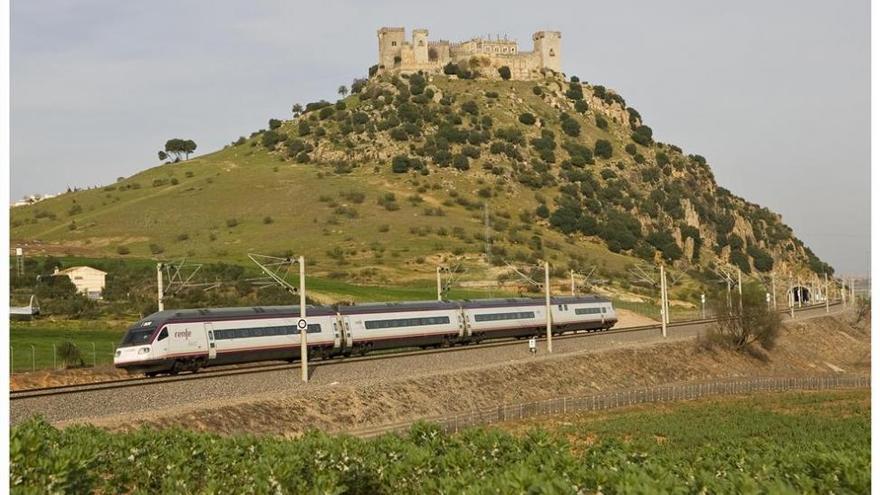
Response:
54,266,107,300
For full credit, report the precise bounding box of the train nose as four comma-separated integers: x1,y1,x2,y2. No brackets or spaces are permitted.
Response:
113,346,151,366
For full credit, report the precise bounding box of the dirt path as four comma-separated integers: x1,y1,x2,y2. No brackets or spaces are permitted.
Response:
69,313,868,437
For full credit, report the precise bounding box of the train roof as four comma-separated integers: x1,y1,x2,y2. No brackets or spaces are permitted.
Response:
135,304,335,327
129,295,612,327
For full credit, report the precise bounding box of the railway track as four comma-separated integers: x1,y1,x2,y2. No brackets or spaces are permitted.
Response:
9,302,841,401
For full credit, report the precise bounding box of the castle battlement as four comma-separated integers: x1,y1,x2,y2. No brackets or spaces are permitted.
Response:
376,27,561,80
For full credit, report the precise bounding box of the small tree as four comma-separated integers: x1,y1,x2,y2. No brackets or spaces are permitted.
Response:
291,103,303,117
594,139,613,159
268,119,282,130
498,66,511,80
338,85,348,97
706,282,781,354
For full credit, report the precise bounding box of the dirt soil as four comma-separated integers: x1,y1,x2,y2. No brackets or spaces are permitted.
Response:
79,313,869,437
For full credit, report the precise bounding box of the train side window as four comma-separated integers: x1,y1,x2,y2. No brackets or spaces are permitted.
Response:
157,328,169,341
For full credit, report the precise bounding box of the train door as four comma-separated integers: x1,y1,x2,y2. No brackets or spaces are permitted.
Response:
458,307,469,338
204,322,217,360
340,315,354,349
332,315,343,350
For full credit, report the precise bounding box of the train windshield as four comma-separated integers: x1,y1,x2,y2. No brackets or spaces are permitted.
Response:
119,326,156,347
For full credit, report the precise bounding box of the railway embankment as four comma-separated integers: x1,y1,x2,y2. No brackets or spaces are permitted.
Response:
66,311,868,436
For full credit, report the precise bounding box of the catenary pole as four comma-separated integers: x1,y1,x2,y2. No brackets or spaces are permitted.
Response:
299,256,308,383
824,273,830,313
789,278,795,319
797,276,802,308
570,269,576,296
660,265,668,337
771,272,777,310
545,261,552,353
157,263,164,312
437,266,442,301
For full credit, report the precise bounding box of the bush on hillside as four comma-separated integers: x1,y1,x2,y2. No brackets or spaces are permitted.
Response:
561,117,581,137
594,139,613,159
705,282,781,354
518,113,536,125
497,66,511,80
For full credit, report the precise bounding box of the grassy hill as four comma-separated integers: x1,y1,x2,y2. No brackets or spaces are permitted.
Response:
9,71,832,306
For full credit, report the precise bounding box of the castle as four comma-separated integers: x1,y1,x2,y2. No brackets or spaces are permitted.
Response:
376,27,561,80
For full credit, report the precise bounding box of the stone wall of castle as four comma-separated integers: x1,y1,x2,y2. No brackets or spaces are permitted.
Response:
376,27,561,80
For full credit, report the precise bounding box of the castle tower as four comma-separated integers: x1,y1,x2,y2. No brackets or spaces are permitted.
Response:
532,31,562,73
412,29,429,64
377,27,405,70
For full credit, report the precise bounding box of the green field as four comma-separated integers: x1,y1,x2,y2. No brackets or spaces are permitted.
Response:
11,390,868,493
10,324,124,372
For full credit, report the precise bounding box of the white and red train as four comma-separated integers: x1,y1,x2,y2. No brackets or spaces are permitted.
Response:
114,296,617,376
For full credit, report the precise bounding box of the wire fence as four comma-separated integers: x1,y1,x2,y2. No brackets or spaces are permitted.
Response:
10,343,118,374
355,374,870,437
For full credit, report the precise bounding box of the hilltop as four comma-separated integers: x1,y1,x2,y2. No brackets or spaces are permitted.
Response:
9,71,832,304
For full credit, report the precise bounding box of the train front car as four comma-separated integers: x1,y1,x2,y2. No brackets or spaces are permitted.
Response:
114,314,175,375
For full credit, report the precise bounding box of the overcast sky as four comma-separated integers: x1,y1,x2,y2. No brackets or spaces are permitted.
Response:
10,0,869,275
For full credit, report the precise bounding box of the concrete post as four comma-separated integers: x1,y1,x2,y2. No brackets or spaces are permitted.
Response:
299,256,308,383
824,273,830,313
771,272,777,310
660,265,668,337
570,269,575,296
436,266,442,301
157,263,165,312
545,261,552,353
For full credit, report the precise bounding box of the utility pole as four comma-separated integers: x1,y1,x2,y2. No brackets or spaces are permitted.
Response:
771,272,777,310
570,269,576,296
737,268,743,312
841,279,847,307
660,265,668,337
544,261,552,353
15,247,24,278
299,256,308,383
824,273,830,313
789,278,795,319
436,266,443,301
156,263,165,312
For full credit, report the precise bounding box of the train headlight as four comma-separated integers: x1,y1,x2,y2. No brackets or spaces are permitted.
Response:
115,350,121,357
137,346,151,355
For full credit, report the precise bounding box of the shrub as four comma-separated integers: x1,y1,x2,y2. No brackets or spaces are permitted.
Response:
378,224,390,233
561,118,581,137
268,118,282,130
57,341,83,368
116,245,130,255
624,143,637,155
389,127,409,141
484,91,499,99
262,130,283,149
452,154,470,171
532,86,543,96
263,216,274,225
149,243,164,255
535,204,550,219
461,100,479,115
574,100,588,113
595,115,608,129
226,218,238,228
518,113,536,125
498,66,511,80
391,155,411,173
631,125,653,146
594,139,613,159
176,233,189,242
443,62,459,75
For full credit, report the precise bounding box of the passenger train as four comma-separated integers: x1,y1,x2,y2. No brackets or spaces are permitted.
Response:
114,296,617,376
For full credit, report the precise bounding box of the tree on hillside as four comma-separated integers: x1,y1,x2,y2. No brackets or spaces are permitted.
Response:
338,85,349,97
159,139,197,162
291,103,303,117
497,66,511,80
